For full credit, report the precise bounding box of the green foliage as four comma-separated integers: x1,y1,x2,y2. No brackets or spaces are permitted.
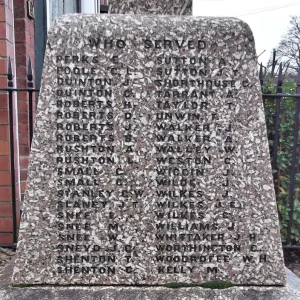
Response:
262,80,300,244
164,282,199,288
10,284,33,288
164,281,235,289
200,281,235,289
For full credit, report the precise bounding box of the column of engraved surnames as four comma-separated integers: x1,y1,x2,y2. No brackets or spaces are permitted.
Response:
54,54,117,276
152,52,244,276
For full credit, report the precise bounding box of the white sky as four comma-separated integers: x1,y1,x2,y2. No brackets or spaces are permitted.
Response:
193,0,300,65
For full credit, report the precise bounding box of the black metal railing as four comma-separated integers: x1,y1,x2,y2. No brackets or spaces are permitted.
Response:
0,57,38,248
0,57,299,249
260,63,300,249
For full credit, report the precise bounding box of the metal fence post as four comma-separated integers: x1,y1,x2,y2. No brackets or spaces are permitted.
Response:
286,69,300,245
7,57,18,245
27,57,34,147
271,63,283,198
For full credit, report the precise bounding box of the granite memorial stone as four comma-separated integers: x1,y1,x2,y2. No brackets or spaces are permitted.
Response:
12,13,286,286
108,0,192,15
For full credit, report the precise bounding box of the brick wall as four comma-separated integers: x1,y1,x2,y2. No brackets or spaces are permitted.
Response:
0,0,35,246
14,0,35,206
0,0,20,245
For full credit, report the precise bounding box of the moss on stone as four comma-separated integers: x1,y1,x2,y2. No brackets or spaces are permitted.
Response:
164,281,236,289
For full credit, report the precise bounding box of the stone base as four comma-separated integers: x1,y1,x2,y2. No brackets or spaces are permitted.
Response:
0,269,299,300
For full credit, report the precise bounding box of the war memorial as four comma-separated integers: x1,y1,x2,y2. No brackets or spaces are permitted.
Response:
0,0,299,299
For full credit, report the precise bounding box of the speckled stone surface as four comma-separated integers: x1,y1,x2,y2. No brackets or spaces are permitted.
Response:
12,14,286,285
3,270,300,300
108,0,192,15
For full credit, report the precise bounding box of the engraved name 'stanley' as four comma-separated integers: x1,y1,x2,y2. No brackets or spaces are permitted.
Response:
12,15,286,285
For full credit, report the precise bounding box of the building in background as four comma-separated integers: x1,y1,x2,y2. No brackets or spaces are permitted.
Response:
35,0,109,90
0,0,108,247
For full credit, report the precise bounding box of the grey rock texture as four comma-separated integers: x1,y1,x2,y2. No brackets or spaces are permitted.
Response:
12,14,286,285
108,0,192,15
2,270,300,300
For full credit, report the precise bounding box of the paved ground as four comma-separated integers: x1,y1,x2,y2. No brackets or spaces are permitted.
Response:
284,248,300,278
0,248,15,287
0,270,299,300
1,247,300,300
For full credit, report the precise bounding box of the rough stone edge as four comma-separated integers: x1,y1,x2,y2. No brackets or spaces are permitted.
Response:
0,269,298,300
108,0,192,15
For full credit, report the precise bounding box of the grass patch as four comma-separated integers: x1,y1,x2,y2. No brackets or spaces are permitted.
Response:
10,284,34,288
164,282,199,288
164,281,236,289
201,281,235,289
